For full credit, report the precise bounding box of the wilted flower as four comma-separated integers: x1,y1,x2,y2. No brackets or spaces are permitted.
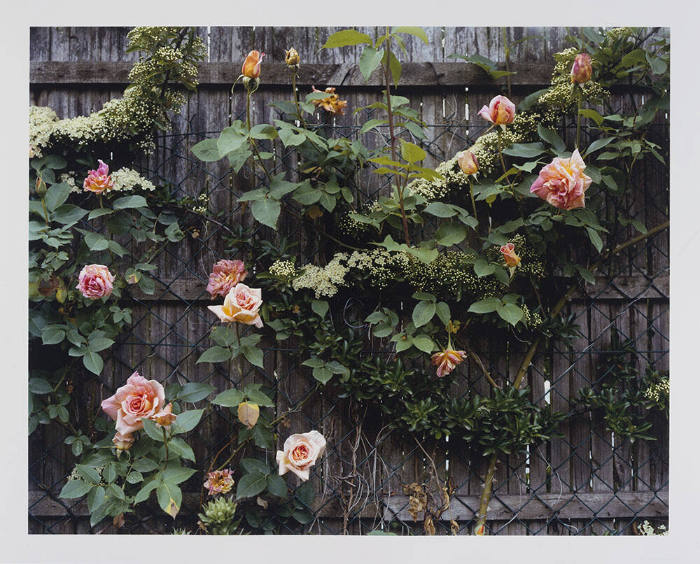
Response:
500,243,521,268
112,431,134,451
570,53,593,84
457,150,479,175
242,50,264,79
285,47,300,68
152,403,177,427
204,469,235,496
76,264,115,299
477,95,516,125
431,347,467,378
208,283,263,328
530,148,592,210
83,160,114,194
276,430,326,481
206,259,247,298
311,86,348,115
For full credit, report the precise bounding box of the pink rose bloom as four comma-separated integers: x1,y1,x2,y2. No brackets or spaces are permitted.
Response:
76,264,115,299
208,283,263,328
276,431,326,481
431,348,467,378
500,243,521,268
571,53,592,84
101,372,167,436
477,95,516,125
530,148,592,210
112,431,135,451
206,259,248,298
204,469,235,496
83,160,114,194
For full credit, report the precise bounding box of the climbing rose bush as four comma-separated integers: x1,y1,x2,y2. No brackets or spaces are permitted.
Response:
276,431,327,481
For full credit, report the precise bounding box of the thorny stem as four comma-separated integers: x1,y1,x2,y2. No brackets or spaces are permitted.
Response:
473,219,669,534
291,71,307,129
468,177,478,221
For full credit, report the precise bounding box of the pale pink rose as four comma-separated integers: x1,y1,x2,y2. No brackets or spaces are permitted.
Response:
112,431,134,451
276,430,326,481
83,159,114,194
457,150,479,175
101,372,166,435
76,264,115,299
431,348,467,378
500,243,521,268
206,259,248,298
530,148,592,210
203,469,235,496
570,53,592,84
477,95,516,125
208,283,263,328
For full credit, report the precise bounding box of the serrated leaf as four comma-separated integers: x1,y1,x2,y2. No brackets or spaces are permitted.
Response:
141,417,164,441
45,183,72,212
59,479,91,499
358,46,384,81
134,480,159,504
586,227,604,253
267,474,288,498
537,124,566,153
392,26,428,44
435,302,451,326
156,482,181,518
212,388,244,407
177,382,215,403
322,29,372,49
241,458,270,475
196,346,232,364
312,367,333,385
82,351,103,375
400,140,426,163
168,437,196,462
236,471,268,499
171,409,203,434
112,195,147,210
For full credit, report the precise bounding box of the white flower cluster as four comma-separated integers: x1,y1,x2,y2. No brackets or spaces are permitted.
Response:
111,167,156,192
269,259,297,280
638,520,668,536
292,254,350,298
29,106,59,158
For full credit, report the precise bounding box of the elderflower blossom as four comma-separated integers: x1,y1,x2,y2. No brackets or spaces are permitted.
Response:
29,106,59,158
644,377,670,404
292,254,350,298
269,259,297,280
111,168,156,192
638,520,668,536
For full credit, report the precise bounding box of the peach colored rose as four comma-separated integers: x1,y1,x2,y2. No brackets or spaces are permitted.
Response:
276,430,326,481
76,264,115,299
477,95,516,125
101,372,167,435
112,431,134,451
530,148,592,210
208,283,263,328
83,160,114,194
242,50,265,79
204,469,235,496
571,53,592,84
431,348,466,378
311,86,348,116
457,150,479,176
152,403,177,427
206,259,248,298
500,243,521,268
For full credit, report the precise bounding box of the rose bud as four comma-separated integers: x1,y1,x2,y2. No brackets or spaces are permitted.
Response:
285,47,300,68
500,243,521,268
477,95,516,125
457,150,479,176
112,431,134,451
242,50,265,79
570,53,593,84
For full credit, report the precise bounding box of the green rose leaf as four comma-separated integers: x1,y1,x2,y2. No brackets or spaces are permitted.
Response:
196,346,232,364
212,388,245,408
177,382,215,403
236,471,268,499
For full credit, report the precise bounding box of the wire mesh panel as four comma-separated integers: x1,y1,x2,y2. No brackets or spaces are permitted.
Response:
28,26,669,535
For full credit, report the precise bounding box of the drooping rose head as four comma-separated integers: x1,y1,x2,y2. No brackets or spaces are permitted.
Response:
276,430,326,481
83,159,114,194
530,148,592,210
76,264,115,299
310,86,348,115
500,243,521,268
457,149,479,176
242,50,265,79
204,469,235,496
477,95,516,125
431,348,467,378
208,283,263,328
112,431,134,451
101,372,166,435
570,53,593,84
206,259,248,298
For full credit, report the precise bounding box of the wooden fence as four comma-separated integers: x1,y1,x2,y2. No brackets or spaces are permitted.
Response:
28,26,669,535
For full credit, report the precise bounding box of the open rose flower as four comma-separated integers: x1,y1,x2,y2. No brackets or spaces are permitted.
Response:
112,431,134,451
477,95,516,125
101,372,168,435
431,347,467,378
242,50,264,79
83,159,114,194
457,149,479,176
204,469,235,496
276,430,326,481
208,283,263,328
76,264,115,299
571,53,593,84
530,148,592,210
500,243,521,268
206,259,248,298
311,86,348,115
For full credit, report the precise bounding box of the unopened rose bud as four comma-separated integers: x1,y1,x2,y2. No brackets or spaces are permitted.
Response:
570,53,593,84
242,50,265,79
500,243,521,268
457,150,479,176
112,431,134,451
285,47,300,68
126,271,140,285
35,176,47,196
238,401,260,429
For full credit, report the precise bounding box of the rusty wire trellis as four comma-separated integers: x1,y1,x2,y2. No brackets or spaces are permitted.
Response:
28,96,669,535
